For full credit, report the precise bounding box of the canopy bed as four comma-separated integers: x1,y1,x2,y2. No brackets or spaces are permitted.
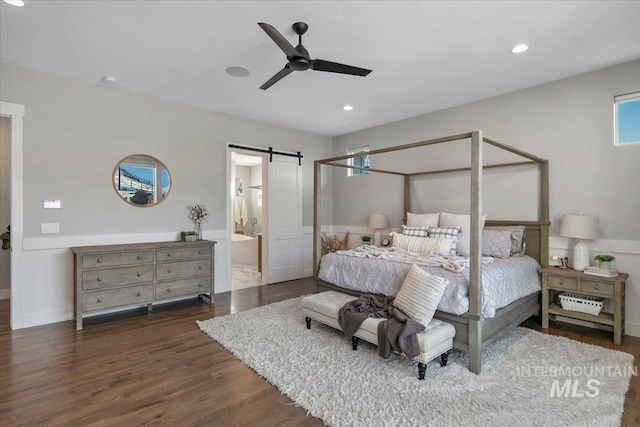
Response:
313,130,550,374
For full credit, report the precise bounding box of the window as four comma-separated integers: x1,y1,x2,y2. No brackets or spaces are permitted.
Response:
347,145,370,176
614,92,640,146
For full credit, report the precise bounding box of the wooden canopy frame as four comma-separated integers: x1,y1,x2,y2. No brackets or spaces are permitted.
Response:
313,130,550,374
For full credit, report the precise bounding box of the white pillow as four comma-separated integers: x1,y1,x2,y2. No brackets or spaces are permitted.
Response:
439,212,486,257
390,232,454,255
393,264,449,325
406,212,439,227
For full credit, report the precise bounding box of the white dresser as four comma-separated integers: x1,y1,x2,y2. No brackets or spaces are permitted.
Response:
72,240,215,330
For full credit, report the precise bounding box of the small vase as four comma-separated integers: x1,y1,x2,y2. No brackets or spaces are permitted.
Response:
195,222,202,240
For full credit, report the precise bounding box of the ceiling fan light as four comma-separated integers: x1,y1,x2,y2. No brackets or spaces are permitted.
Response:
3,0,25,6
343,105,354,111
510,44,529,54
226,66,250,77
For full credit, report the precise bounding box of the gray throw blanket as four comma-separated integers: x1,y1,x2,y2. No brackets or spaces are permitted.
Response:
337,294,426,359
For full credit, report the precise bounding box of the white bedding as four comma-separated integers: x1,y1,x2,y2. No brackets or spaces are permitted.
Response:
317,246,541,318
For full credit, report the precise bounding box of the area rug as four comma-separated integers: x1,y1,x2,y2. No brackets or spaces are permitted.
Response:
196,297,635,427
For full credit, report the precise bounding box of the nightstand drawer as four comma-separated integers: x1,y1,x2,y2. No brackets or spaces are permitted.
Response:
547,275,578,290
580,280,614,297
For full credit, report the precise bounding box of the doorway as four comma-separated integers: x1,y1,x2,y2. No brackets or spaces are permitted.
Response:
0,117,10,300
230,151,264,290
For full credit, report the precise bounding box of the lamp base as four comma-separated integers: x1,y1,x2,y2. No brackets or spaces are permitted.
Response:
373,229,382,246
572,239,590,271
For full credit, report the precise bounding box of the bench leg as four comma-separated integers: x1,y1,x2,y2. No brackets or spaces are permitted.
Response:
351,336,358,350
418,362,426,380
305,317,311,329
440,351,449,367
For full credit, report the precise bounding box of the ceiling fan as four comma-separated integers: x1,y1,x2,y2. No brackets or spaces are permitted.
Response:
257,21,372,90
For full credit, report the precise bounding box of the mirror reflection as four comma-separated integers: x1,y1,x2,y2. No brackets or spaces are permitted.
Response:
113,154,171,206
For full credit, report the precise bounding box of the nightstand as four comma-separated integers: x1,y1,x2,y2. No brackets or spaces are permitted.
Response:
540,266,628,345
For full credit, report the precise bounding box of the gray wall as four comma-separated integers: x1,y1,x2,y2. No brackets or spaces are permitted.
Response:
332,60,640,241
0,64,333,238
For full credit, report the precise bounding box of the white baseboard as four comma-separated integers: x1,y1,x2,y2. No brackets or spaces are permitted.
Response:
0,289,10,300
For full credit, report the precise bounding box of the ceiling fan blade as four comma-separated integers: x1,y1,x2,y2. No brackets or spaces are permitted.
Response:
260,65,294,90
258,22,301,59
310,59,372,76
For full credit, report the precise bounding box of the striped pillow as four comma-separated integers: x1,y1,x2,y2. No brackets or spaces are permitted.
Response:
427,226,461,255
401,225,429,237
390,232,455,255
393,264,449,326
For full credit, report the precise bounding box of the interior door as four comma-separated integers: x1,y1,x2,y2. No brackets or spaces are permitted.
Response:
267,155,302,283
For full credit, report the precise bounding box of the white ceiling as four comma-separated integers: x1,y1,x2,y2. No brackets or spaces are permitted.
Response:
2,1,640,137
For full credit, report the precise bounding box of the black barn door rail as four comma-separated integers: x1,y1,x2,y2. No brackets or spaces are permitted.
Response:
228,144,303,165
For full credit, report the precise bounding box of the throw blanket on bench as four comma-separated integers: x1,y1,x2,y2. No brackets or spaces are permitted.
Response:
337,294,426,359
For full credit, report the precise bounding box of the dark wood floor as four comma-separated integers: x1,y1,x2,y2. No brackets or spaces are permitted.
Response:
1,279,638,426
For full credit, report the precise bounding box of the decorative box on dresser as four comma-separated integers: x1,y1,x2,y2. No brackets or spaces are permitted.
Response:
72,240,215,330
540,266,627,345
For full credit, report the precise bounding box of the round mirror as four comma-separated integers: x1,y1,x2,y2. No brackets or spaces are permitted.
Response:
112,154,171,207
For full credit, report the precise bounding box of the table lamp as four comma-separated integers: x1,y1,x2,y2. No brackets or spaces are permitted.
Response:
368,213,389,246
559,213,599,271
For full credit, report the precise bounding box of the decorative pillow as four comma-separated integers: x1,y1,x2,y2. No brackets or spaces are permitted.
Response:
401,225,429,237
406,212,439,228
426,226,460,255
393,264,449,326
484,225,526,256
390,232,454,255
439,212,487,257
482,229,512,258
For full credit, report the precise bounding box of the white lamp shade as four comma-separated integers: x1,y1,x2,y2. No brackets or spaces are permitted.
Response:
368,213,389,230
559,214,599,240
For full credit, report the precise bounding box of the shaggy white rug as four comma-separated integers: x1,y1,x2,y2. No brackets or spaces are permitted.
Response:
197,297,635,427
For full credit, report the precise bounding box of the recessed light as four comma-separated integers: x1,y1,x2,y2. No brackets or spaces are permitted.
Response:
343,105,354,111
102,76,117,84
226,66,250,77
3,0,25,6
510,44,529,54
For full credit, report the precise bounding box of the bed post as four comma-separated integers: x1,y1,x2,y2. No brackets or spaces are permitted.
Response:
313,160,321,290
540,161,550,267
404,175,410,225
469,130,483,374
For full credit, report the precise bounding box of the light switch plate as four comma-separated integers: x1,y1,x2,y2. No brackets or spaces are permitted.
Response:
41,223,60,234
43,199,61,209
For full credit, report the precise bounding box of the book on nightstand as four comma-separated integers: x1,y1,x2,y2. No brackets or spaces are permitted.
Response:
584,266,619,277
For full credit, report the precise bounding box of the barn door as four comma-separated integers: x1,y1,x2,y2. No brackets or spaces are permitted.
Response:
266,155,302,283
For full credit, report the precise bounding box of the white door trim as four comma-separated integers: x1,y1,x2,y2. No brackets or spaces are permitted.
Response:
1,101,25,330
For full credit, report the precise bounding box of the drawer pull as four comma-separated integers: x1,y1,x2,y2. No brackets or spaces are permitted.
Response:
137,273,142,277
137,292,142,296
167,253,172,257
167,269,172,273
137,255,142,260
97,298,103,303
559,279,564,285
594,283,599,289
198,283,203,288
198,250,203,254
96,277,103,282
167,288,172,293
97,259,102,264
198,265,203,270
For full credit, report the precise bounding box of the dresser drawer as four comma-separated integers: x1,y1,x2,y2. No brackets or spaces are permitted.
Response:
547,275,578,291
156,246,212,261
580,280,615,297
155,277,212,300
82,250,154,268
83,284,154,312
156,259,211,280
82,265,154,291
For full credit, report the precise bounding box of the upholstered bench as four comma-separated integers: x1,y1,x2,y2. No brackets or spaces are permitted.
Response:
301,290,456,380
